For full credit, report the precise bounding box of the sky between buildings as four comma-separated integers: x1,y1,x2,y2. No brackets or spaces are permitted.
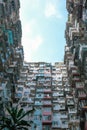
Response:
20,0,67,63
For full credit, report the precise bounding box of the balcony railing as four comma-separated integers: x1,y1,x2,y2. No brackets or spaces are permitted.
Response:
76,82,84,89
42,112,52,115
60,112,68,118
43,96,51,100
67,99,74,105
68,108,77,114
42,115,52,124
35,101,43,106
61,121,68,129
43,101,52,105
44,89,52,93
78,92,86,99
53,105,60,111
72,77,80,81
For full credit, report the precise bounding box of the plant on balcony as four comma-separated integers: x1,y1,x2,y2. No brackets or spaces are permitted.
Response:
0,104,34,130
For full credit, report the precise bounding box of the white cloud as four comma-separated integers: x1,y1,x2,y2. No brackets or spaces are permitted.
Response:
20,0,40,12
20,0,43,62
23,19,36,37
31,35,43,51
44,2,62,18
22,35,43,62
22,20,43,62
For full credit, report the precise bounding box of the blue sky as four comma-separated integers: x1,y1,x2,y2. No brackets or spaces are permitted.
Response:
20,0,67,63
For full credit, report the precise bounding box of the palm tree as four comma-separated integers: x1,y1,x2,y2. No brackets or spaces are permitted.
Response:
0,104,34,130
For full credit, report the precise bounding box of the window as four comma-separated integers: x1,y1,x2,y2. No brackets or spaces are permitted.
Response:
43,125,51,130
53,121,58,126
43,115,51,121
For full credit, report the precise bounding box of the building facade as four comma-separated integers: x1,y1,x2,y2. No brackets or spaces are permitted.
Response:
0,0,24,118
0,0,87,130
15,62,80,130
65,0,87,130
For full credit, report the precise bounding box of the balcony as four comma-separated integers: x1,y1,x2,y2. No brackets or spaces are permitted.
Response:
52,82,56,86
58,91,64,96
60,112,68,118
72,77,80,82
42,115,52,125
37,82,44,86
22,97,34,104
71,70,80,76
53,105,60,111
20,73,27,78
61,119,68,129
43,125,52,130
43,101,52,106
52,121,60,128
68,107,77,114
70,65,78,70
42,111,52,115
76,82,84,89
44,89,52,94
30,89,35,95
27,82,36,86
65,87,71,92
42,107,52,113
20,70,28,75
44,73,51,77
44,83,51,86
43,94,51,100
24,91,30,97
78,100,87,109
82,106,87,112
52,113,61,128
17,86,23,92
59,103,66,110
6,68,14,74
78,91,86,100
53,91,64,97
67,98,74,106
53,92,58,97
15,93,22,99
35,101,43,106
36,89,43,93
35,93,44,99
17,79,26,85
69,27,79,40
58,98,65,104
33,109,42,121
68,116,80,124
45,78,51,82
53,104,66,111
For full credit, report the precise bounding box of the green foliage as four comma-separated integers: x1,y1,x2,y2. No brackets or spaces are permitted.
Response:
0,105,34,130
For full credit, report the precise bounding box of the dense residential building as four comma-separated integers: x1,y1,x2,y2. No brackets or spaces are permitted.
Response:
0,0,24,117
14,61,80,130
0,0,87,130
15,62,68,130
65,0,87,130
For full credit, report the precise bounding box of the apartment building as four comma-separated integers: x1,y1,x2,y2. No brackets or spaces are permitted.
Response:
65,0,87,130
14,61,81,130
0,0,24,117
0,0,87,130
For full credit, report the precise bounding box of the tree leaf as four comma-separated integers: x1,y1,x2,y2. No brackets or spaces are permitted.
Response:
16,120,31,127
17,108,24,118
18,108,34,121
